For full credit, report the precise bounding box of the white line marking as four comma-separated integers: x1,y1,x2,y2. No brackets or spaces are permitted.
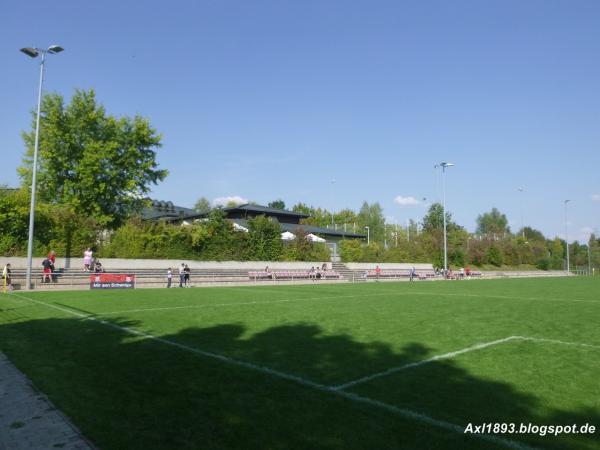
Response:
333,336,520,390
516,336,600,350
335,335,600,390
377,289,600,305
10,293,535,450
95,291,414,316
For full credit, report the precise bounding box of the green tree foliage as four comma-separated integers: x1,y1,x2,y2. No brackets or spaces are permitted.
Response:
19,89,167,227
340,239,362,262
291,202,312,215
486,245,504,267
267,199,286,210
549,238,565,269
523,227,546,242
194,197,211,214
422,203,452,232
247,215,283,261
282,228,330,261
356,202,385,243
190,209,248,260
0,188,100,257
476,208,510,236
334,208,357,227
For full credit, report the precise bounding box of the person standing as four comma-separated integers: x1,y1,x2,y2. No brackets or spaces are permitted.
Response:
2,263,12,292
47,250,57,282
375,265,381,282
409,266,414,282
184,264,191,287
42,257,53,283
167,268,172,288
179,263,185,288
83,248,93,272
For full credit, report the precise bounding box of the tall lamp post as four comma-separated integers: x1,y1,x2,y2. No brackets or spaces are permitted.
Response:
564,199,570,273
330,178,336,227
364,226,370,245
518,187,525,239
435,162,454,274
20,45,64,290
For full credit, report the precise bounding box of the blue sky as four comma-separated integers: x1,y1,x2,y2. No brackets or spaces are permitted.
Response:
1,0,599,242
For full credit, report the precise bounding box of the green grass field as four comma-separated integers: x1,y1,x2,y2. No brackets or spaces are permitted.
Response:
1,277,599,450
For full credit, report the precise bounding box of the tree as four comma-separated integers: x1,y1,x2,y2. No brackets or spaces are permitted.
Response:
247,215,282,260
476,208,510,237
340,239,362,262
19,89,167,227
523,227,546,242
421,203,453,232
549,238,565,269
194,197,211,214
356,201,386,243
267,199,286,210
487,245,504,267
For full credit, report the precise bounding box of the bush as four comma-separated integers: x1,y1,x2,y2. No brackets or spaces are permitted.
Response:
487,245,504,267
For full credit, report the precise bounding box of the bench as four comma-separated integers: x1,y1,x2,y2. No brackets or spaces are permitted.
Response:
248,270,340,281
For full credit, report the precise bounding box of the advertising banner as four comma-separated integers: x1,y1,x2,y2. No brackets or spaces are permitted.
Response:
90,273,136,289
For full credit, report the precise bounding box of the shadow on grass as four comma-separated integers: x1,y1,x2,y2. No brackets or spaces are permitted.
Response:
0,314,597,450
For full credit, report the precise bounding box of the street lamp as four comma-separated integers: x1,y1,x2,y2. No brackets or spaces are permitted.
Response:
435,162,454,274
331,178,336,227
518,187,525,239
20,44,64,290
364,226,370,245
564,199,570,274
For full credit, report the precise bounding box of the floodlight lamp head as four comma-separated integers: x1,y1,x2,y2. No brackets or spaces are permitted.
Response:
440,162,454,168
48,45,64,54
20,47,39,58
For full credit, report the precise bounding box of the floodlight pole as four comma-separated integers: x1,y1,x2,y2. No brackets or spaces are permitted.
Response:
21,45,63,290
365,226,370,245
564,199,570,274
436,162,454,274
518,187,525,239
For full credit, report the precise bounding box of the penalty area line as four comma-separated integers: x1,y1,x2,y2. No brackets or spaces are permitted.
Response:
10,292,534,450
333,336,521,390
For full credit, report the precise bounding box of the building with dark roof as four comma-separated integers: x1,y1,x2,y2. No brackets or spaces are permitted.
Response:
140,199,196,222
141,201,365,260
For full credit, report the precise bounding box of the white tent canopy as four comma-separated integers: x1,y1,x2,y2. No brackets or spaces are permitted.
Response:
281,231,296,240
306,233,326,243
233,222,249,232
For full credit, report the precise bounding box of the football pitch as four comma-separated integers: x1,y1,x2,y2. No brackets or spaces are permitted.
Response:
1,277,599,450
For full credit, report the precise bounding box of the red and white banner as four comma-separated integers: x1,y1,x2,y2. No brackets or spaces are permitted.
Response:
90,274,136,289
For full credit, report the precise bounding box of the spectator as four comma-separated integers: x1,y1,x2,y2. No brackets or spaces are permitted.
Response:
2,263,12,292
375,265,381,282
42,257,53,283
184,264,191,287
309,266,316,281
48,250,57,282
83,248,93,272
459,267,465,279
321,263,327,271
167,268,172,288
179,263,185,287
409,266,415,282
465,266,471,277
94,260,104,273
316,267,322,280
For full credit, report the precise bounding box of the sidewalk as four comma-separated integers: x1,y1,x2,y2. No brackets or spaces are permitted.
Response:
0,352,94,450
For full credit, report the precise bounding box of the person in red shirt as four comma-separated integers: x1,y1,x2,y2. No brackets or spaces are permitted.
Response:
375,265,381,282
